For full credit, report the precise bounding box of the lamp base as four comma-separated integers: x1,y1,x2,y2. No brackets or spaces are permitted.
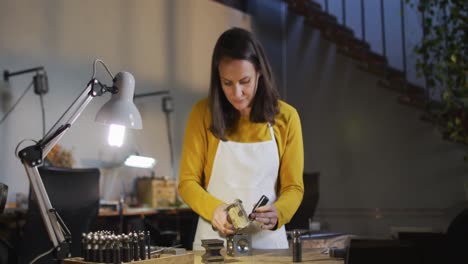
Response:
53,241,71,261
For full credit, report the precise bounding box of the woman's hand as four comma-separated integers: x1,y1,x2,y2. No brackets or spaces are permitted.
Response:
250,204,278,230
211,204,235,235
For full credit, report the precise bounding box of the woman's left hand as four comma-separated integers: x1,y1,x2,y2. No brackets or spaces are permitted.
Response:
250,204,278,230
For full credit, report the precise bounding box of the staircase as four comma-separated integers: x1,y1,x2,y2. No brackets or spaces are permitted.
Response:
285,0,431,111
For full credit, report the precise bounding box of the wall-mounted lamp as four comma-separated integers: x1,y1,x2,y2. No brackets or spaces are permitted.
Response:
1,66,49,134
134,91,175,179
16,59,142,261
3,66,49,96
124,154,157,169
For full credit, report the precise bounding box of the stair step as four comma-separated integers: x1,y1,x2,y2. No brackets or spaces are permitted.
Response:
322,22,353,38
286,0,322,16
303,11,337,30
385,67,405,81
420,112,437,124
361,51,387,65
406,82,427,96
336,38,370,51
378,79,400,90
357,63,388,78
378,78,407,90
357,65,404,81
304,17,330,31
420,104,445,125
338,47,387,66
378,79,426,96
324,33,364,48
398,94,428,110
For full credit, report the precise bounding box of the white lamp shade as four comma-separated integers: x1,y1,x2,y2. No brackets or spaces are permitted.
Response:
95,71,142,129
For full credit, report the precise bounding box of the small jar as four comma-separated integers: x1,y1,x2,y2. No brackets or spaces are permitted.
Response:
225,199,250,230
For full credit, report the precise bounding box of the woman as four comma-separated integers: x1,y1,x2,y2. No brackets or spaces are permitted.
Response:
178,27,304,250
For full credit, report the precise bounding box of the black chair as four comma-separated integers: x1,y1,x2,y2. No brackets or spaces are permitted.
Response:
18,166,100,264
0,183,7,214
446,208,468,263
286,172,320,230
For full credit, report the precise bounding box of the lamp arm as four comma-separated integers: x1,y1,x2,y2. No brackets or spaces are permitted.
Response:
22,165,70,259
17,78,112,260
41,79,109,157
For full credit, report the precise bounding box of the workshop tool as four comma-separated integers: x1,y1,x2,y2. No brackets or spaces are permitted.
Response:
201,239,225,263
225,195,269,257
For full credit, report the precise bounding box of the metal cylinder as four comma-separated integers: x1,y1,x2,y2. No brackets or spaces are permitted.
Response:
146,231,151,259
292,229,302,262
139,232,146,260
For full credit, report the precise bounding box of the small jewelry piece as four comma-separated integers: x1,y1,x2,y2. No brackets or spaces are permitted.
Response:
268,218,272,225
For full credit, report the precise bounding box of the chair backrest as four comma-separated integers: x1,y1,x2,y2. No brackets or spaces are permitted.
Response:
18,166,100,264
446,208,468,262
0,183,7,214
286,171,320,230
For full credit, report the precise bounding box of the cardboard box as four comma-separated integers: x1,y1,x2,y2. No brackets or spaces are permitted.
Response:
137,177,176,208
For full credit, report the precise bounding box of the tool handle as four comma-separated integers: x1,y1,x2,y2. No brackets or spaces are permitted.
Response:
251,195,269,214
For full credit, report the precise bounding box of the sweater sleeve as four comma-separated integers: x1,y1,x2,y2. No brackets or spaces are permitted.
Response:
274,108,305,229
178,101,224,222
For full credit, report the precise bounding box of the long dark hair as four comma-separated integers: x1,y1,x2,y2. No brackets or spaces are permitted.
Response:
209,27,279,140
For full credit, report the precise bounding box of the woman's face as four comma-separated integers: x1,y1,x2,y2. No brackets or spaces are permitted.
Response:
218,57,260,117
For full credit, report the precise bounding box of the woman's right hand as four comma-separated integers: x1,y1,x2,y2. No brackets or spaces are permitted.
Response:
212,204,235,235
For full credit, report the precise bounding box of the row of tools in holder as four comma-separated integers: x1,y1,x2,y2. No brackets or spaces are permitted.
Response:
81,230,151,263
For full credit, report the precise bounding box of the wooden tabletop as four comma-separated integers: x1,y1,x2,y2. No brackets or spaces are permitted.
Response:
98,206,192,217
64,249,343,264
193,248,344,264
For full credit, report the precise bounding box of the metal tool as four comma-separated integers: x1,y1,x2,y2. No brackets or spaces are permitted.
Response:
292,229,302,262
224,195,269,257
201,239,224,263
250,195,269,217
139,231,146,260
226,234,252,257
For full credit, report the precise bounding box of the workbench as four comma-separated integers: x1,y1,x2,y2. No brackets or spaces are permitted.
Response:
193,248,343,263
64,248,343,264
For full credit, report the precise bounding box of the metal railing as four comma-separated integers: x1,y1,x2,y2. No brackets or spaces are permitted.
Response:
321,0,416,90
400,0,407,81
380,0,387,57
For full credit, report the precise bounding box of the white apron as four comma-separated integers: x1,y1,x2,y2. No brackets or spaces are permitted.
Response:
193,124,288,250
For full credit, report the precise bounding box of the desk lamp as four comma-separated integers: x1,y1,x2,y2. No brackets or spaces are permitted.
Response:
15,59,142,261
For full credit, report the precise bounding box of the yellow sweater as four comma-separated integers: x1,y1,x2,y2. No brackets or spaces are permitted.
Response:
178,98,304,229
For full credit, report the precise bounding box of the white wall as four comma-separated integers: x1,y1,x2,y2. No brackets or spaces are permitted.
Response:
0,0,251,202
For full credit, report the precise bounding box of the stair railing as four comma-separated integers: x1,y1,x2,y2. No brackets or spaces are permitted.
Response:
308,0,425,107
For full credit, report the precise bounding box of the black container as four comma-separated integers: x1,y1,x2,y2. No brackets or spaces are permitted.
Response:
292,229,302,262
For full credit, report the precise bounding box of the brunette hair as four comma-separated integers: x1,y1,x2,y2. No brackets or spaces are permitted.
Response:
209,27,279,140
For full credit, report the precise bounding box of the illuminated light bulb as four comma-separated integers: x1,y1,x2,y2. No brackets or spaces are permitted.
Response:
107,124,125,147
